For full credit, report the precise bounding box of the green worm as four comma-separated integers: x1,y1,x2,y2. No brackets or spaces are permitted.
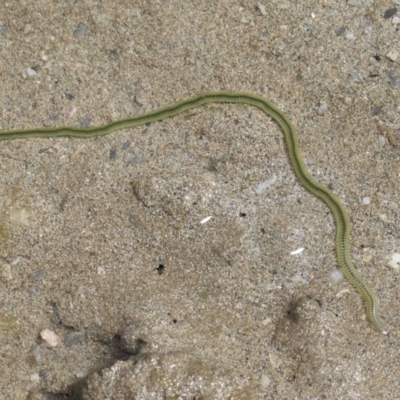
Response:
0,91,387,333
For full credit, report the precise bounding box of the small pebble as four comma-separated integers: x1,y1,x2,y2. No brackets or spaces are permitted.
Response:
335,26,346,36
81,117,91,128
362,254,372,262
73,24,87,37
362,197,371,205
290,248,304,255
24,24,32,34
387,70,400,88
386,50,399,61
345,32,355,40
109,148,117,160
349,70,363,82
344,97,353,104
97,266,106,275
200,216,212,224
371,106,382,116
255,175,277,194
11,207,30,226
127,153,142,165
363,26,372,34
33,271,46,281
393,16,400,24
65,331,85,347
379,213,388,221
40,329,61,347
388,253,400,270
329,269,344,285
51,309,61,325
30,373,40,384
238,7,252,24
317,102,327,115
336,288,351,297
348,0,361,6
362,252,372,262
388,70,400,88
70,143,86,160
11,257,20,265
261,317,272,326
1,264,12,281
25,67,37,77
383,8,397,20
122,141,131,150
260,373,271,389
305,157,314,167
134,95,143,105
269,352,282,369
257,3,267,16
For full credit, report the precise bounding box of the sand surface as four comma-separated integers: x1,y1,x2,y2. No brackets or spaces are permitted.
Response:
1,1,400,399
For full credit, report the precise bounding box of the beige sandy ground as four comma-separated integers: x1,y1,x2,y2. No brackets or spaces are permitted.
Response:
1,0,400,398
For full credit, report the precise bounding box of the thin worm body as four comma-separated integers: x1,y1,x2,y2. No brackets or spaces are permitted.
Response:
0,91,387,333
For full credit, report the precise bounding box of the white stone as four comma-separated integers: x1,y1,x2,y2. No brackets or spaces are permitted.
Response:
40,329,61,347
255,175,277,194
386,50,399,62
388,253,400,270
329,269,344,285
261,373,271,389
317,102,327,115
257,3,267,16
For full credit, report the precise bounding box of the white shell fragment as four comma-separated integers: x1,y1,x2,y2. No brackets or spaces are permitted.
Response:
200,216,212,224
25,67,37,77
363,26,372,35
329,269,344,285
260,373,271,389
73,24,87,37
387,253,400,270
40,329,61,347
317,102,327,115
11,207,30,226
386,50,399,62
257,3,267,16
255,175,277,194
336,288,351,297
290,247,304,255
362,197,371,205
